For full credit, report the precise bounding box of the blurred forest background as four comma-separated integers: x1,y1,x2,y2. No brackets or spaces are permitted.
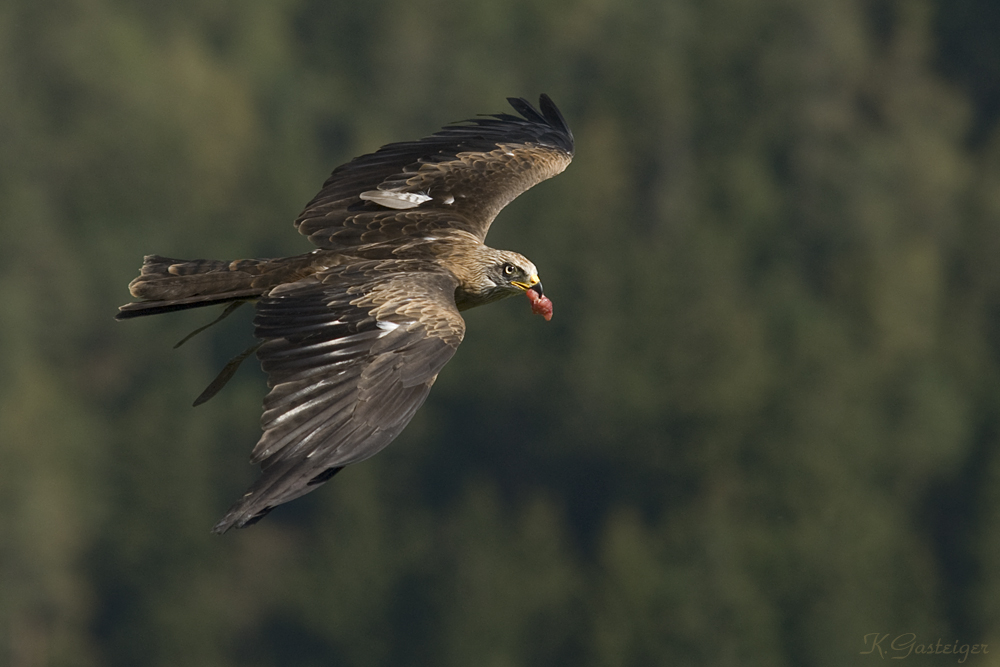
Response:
3,0,1000,665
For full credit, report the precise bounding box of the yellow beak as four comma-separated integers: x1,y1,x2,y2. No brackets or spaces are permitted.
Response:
511,274,541,291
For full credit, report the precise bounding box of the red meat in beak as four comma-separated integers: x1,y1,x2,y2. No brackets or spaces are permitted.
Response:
526,283,553,321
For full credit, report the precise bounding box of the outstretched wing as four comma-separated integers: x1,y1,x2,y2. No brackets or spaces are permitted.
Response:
295,94,574,251
212,261,465,533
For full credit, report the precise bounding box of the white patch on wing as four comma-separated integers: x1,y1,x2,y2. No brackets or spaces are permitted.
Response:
359,190,432,209
376,320,400,335
440,194,454,205
376,319,416,337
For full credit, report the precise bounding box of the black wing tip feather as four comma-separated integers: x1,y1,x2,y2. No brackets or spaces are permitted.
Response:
441,94,574,156
493,94,575,154
505,96,546,124
507,94,568,134
537,94,573,142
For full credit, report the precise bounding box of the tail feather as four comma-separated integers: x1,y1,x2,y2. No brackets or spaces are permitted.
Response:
116,255,271,319
127,255,265,301
116,290,262,319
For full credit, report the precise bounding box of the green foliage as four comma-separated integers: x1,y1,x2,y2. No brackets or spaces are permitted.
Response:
2,0,999,664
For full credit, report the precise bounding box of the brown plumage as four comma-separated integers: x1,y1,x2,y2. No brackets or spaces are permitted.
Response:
117,95,573,533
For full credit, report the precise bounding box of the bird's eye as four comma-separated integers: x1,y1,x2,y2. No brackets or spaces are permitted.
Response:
503,263,516,276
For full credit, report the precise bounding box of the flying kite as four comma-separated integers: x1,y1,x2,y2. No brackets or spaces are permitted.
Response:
117,95,573,533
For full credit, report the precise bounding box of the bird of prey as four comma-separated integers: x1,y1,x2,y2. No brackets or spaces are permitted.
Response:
116,95,572,533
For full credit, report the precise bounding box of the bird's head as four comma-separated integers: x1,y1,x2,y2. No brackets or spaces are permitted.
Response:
487,250,542,296
454,248,552,320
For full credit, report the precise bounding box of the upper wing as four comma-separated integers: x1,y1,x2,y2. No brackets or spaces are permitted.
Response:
295,94,574,251
212,261,465,533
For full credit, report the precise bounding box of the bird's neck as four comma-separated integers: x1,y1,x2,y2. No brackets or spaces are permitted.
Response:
446,243,511,312
454,282,513,312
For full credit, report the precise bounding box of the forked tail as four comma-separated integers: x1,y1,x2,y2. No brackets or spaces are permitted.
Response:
115,255,270,319
115,252,339,319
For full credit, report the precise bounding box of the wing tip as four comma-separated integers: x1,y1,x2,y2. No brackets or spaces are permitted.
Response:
506,96,546,124
211,503,274,535
506,94,575,155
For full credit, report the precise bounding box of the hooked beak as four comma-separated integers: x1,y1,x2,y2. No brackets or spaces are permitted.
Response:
512,274,543,295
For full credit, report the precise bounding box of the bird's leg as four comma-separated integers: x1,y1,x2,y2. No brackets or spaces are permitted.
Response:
192,341,263,407
174,301,247,349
